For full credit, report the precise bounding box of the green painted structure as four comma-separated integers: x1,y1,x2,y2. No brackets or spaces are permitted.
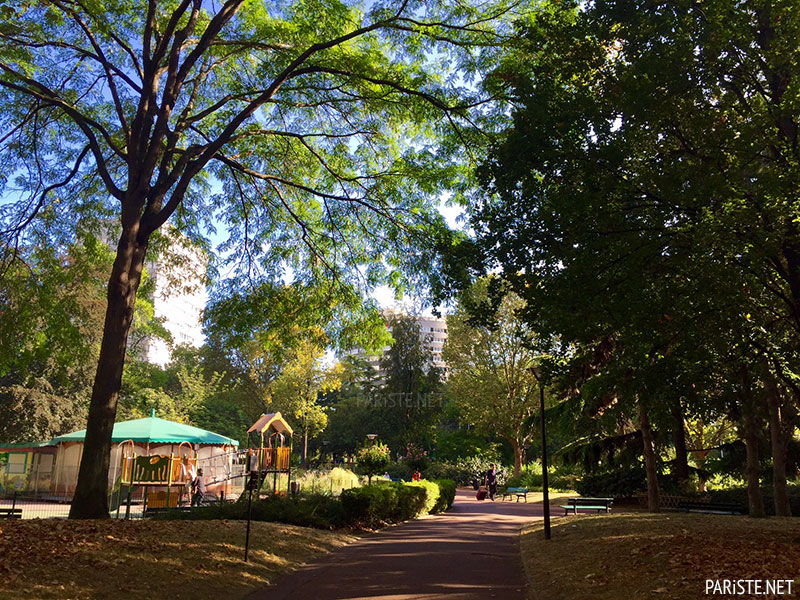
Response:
49,413,239,447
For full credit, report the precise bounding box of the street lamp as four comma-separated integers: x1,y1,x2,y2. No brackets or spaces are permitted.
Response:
530,364,551,540
366,434,377,445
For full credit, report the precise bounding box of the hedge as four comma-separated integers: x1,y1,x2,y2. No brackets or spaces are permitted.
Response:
153,479,458,529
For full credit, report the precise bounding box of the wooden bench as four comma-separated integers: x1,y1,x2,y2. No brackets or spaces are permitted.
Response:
0,507,22,519
677,501,744,515
561,497,613,515
500,487,529,502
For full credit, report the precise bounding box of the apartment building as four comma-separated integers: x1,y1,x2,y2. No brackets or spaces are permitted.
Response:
349,310,449,376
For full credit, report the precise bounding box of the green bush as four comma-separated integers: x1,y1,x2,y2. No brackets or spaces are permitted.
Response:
152,479,457,529
576,467,647,497
431,479,456,513
356,443,391,482
383,461,413,481
151,492,346,529
339,480,454,528
504,466,579,492
426,457,500,486
405,480,440,514
295,467,360,495
708,484,800,516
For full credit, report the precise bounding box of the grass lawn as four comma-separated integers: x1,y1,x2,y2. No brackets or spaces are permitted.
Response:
521,511,800,600
0,519,356,600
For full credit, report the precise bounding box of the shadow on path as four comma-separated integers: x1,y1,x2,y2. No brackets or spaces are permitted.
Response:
246,489,551,600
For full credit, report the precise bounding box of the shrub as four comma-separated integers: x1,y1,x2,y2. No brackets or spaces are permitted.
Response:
152,492,346,529
383,461,413,481
339,480,454,528
356,443,391,483
504,465,580,492
431,479,456,513
296,467,360,495
426,457,500,486
405,480,440,514
576,467,647,498
340,483,400,528
707,484,800,516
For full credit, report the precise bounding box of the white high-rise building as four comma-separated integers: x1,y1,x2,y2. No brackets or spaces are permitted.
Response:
112,227,208,366
142,244,207,365
348,309,448,376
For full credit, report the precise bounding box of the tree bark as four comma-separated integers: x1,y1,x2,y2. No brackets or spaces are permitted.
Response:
739,368,766,518
671,399,690,485
763,373,791,516
69,221,148,518
638,400,660,512
510,439,523,477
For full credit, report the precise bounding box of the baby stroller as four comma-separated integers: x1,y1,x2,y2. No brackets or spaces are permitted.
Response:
476,485,488,501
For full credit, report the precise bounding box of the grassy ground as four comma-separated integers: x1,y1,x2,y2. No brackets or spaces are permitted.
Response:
0,519,356,600
521,511,800,600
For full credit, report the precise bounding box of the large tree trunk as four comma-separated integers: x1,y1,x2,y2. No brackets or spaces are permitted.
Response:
638,400,660,513
763,374,791,516
510,439,523,477
69,222,148,519
671,399,690,486
739,368,766,518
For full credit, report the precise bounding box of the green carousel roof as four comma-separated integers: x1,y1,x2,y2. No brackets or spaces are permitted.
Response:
50,411,238,446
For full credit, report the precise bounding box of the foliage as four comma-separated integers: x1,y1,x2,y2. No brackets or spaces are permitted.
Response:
504,464,580,493
295,467,361,496
377,314,445,452
443,281,541,475
575,468,648,499
0,380,87,443
268,338,342,457
707,484,800,517
425,457,501,486
355,442,391,482
0,0,525,516
401,443,430,472
339,479,451,528
153,492,347,529
431,479,457,512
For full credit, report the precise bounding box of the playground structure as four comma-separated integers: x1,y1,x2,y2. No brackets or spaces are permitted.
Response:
116,440,200,511
246,412,294,495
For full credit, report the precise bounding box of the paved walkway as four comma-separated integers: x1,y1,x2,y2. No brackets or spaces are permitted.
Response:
247,488,550,600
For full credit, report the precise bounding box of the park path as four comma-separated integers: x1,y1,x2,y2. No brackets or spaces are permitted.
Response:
246,488,550,600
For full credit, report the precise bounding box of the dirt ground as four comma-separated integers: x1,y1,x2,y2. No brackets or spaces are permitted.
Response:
0,519,355,600
521,511,800,600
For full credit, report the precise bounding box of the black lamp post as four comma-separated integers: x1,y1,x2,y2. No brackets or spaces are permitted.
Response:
530,364,551,540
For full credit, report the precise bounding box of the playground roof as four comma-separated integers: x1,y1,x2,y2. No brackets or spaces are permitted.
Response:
247,412,294,436
49,413,239,446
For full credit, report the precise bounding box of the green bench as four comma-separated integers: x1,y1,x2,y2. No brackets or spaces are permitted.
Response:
560,497,613,515
500,487,529,502
0,507,22,519
677,500,744,515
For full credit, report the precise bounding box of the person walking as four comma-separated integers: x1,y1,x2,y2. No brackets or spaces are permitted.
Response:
485,464,498,501
191,468,207,506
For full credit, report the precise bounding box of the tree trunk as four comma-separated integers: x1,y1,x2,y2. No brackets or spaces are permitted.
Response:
671,399,690,485
69,222,148,519
739,368,766,518
638,400,660,512
763,374,791,516
511,439,523,477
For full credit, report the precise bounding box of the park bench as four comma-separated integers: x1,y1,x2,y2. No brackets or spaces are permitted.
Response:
677,500,744,515
500,487,529,502
561,497,613,515
0,507,22,519
143,506,194,518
